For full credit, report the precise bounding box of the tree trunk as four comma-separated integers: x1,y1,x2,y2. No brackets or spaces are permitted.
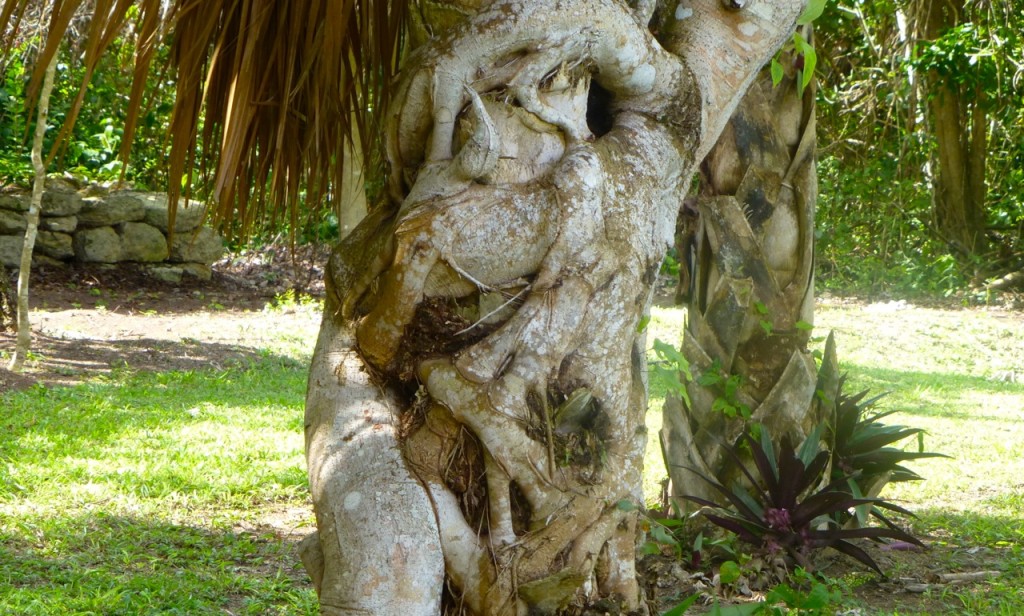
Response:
336,120,368,239
661,29,826,507
919,0,988,258
8,48,56,372
302,1,806,613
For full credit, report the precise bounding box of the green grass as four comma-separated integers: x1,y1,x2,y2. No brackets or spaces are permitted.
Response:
643,305,687,501
3,300,1022,614
0,356,316,614
814,305,1024,517
814,304,1024,615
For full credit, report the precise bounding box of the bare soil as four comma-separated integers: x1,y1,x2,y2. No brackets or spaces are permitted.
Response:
641,534,1009,614
0,244,327,391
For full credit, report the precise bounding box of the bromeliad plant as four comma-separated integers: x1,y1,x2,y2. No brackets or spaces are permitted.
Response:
682,426,924,574
825,377,950,529
830,377,950,493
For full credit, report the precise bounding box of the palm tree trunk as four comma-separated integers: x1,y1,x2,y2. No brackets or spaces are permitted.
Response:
303,1,807,612
336,118,367,238
661,33,828,506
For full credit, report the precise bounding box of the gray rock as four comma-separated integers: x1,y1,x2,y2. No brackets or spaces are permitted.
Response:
41,179,83,216
0,209,26,234
141,194,206,232
36,231,74,260
74,226,123,263
170,227,224,264
40,215,78,233
78,193,146,227
180,263,213,280
0,235,22,267
120,222,169,262
32,253,66,269
147,265,184,284
79,182,111,198
0,192,29,212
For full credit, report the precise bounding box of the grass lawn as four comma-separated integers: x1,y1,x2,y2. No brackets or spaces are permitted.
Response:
815,303,1024,615
2,298,1022,614
0,302,321,615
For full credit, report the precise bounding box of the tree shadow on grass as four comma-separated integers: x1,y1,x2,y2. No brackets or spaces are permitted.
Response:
0,512,316,613
0,352,316,612
913,507,1024,547
838,363,1024,422
0,330,296,391
809,508,1024,615
0,350,309,475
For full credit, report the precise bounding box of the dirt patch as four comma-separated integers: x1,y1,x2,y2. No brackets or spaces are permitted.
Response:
641,534,1011,614
0,329,268,389
0,244,327,391
0,364,35,391
24,243,328,311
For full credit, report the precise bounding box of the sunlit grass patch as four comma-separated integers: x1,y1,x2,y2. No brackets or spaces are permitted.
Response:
642,305,686,504
3,297,1021,613
0,356,315,613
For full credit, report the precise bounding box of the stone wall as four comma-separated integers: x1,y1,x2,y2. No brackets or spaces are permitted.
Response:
0,178,223,283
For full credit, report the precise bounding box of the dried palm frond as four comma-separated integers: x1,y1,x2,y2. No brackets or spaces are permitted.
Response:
1,0,406,241
0,0,31,71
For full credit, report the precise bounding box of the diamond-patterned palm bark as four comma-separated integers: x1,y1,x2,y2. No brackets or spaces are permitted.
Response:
662,44,832,506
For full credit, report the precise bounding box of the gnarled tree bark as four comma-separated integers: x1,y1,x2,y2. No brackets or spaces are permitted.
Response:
302,1,807,613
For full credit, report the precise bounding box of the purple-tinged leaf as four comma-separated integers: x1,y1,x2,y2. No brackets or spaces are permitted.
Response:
703,513,767,545
830,540,883,574
791,492,861,526
680,468,763,522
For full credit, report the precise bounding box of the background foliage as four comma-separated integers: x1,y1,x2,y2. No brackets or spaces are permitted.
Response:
814,0,1024,298
2,2,1023,297
1,27,175,190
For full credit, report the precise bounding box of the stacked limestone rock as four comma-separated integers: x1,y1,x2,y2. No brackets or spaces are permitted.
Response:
0,178,223,282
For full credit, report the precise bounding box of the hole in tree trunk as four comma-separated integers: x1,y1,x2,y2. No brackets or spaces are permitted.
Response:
510,480,533,536
586,82,615,138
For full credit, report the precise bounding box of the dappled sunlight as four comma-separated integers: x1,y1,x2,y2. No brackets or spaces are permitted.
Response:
1,358,309,507
833,365,1024,419
643,398,669,506
3,284,1020,612
816,305,1024,380
910,507,1024,547
0,512,316,613
1,356,314,610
